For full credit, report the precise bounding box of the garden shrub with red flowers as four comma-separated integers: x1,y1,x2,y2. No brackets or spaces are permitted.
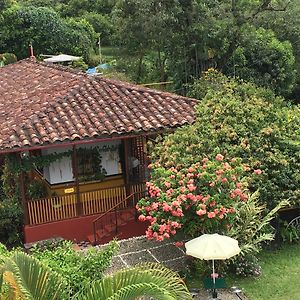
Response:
137,154,262,241
136,71,294,256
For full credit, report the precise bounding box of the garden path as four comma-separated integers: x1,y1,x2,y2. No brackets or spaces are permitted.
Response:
95,236,248,300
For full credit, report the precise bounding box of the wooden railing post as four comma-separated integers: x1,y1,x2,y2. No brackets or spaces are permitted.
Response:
72,145,82,216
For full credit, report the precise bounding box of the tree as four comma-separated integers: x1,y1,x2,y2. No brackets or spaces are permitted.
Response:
113,0,182,82
225,27,296,95
256,0,300,100
165,0,296,92
0,5,97,60
83,12,113,45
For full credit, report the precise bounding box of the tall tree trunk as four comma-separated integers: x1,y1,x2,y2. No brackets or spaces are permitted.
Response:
137,52,144,83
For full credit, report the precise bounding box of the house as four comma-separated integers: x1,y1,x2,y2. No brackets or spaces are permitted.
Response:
0,58,197,244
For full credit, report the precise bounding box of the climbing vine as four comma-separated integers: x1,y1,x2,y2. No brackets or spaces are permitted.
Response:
7,151,72,174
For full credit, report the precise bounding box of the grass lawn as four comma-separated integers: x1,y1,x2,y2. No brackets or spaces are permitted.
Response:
228,243,300,300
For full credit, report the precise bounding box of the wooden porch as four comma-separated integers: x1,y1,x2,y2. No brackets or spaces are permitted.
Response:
26,182,145,225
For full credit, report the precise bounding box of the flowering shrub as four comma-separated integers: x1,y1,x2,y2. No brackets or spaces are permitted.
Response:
137,155,262,241
233,254,262,277
152,71,300,209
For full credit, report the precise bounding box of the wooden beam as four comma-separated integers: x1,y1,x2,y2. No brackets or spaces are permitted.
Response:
72,145,82,216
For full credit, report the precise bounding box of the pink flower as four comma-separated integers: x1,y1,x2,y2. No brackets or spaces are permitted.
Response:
188,184,197,191
223,162,231,170
171,221,180,228
233,188,242,195
175,241,184,247
243,165,250,171
202,195,210,202
196,209,206,216
216,154,224,161
156,236,164,242
207,212,216,218
240,193,248,202
209,182,215,187
163,203,171,212
219,214,224,219
196,195,204,201
209,201,216,207
171,200,180,207
188,167,195,173
164,181,171,188
254,169,262,175
138,215,146,221
211,273,219,279
202,157,209,163
179,187,186,193
151,202,159,210
221,178,228,183
166,189,174,197
216,169,224,175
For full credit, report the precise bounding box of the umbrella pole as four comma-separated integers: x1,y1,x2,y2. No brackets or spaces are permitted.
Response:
212,259,216,286
212,259,217,299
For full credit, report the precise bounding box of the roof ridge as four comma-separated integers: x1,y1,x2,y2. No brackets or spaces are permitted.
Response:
96,76,199,103
15,59,198,103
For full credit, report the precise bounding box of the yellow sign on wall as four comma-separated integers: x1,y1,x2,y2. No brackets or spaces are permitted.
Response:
64,188,75,194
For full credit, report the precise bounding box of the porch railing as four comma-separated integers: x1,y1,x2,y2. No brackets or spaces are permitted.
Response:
27,182,145,225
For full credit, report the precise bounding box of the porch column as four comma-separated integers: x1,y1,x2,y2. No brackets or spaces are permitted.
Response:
18,154,29,225
124,138,130,184
124,138,132,196
72,145,82,216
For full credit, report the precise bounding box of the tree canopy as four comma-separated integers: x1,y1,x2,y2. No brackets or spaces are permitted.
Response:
1,0,300,99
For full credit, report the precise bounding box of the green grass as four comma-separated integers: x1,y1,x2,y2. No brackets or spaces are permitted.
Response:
228,244,300,300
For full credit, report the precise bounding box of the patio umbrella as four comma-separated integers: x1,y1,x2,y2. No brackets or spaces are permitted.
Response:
185,233,241,298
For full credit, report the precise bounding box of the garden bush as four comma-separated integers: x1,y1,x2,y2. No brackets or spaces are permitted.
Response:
31,240,119,295
0,197,23,247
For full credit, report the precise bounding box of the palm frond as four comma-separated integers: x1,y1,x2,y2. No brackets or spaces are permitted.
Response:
2,252,69,300
79,263,192,300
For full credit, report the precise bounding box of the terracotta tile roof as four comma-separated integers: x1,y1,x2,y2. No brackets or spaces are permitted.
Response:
0,59,197,150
